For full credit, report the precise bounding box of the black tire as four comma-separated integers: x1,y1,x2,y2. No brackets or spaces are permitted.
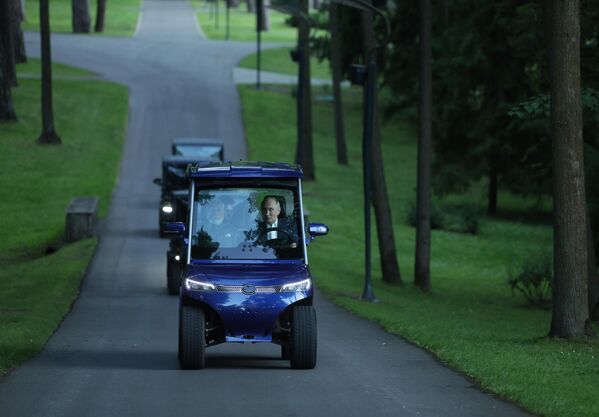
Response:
281,345,290,360
289,305,317,369
179,305,206,369
167,257,181,296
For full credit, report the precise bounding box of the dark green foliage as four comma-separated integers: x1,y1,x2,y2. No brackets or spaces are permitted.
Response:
508,88,599,261
508,253,553,309
407,202,479,235
385,0,598,212
309,0,388,79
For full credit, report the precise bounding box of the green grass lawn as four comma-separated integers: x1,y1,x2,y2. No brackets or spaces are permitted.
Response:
238,47,331,79
191,0,297,42
22,0,141,36
16,59,97,78
238,84,599,417
0,59,128,374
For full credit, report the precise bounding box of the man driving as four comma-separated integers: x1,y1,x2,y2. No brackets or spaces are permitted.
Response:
258,196,297,248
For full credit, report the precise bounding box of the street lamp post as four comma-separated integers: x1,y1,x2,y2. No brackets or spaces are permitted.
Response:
256,0,264,89
225,0,230,40
331,0,390,302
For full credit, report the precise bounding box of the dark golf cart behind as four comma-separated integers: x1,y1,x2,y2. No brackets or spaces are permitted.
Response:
154,139,224,237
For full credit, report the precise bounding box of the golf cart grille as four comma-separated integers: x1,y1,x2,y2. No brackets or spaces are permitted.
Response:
216,285,243,293
216,285,282,294
256,286,282,294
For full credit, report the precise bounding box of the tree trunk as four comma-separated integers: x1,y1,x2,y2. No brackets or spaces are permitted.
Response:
295,0,315,180
1,0,17,88
94,0,106,32
11,0,26,63
246,0,255,14
0,0,17,120
415,0,432,290
257,0,269,31
329,2,348,165
72,0,91,33
548,0,588,338
488,162,498,214
0,87,17,120
38,0,61,145
361,5,402,285
587,207,599,322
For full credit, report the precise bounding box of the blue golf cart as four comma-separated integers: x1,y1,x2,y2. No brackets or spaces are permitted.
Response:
167,161,328,369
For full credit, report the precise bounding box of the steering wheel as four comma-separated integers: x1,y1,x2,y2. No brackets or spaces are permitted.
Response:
264,227,293,245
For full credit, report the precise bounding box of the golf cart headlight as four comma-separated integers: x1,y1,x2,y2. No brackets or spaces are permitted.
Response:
162,204,173,214
185,279,215,291
281,278,311,292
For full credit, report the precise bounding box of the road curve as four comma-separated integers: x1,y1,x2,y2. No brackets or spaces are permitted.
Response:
0,2,533,417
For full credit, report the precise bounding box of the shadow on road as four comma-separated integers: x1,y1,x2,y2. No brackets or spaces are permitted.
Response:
30,348,293,371
205,354,291,370
35,348,177,371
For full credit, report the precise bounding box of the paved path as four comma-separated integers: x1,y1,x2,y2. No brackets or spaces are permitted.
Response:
0,2,533,417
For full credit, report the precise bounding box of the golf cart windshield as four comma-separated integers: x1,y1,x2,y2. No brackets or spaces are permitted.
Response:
190,187,303,261
174,145,223,160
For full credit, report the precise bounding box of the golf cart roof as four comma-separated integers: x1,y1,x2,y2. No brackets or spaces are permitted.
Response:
187,161,303,179
162,155,210,167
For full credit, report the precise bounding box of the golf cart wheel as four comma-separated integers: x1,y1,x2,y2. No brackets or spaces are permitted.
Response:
179,305,206,369
167,258,181,296
289,305,317,369
281,345,290,360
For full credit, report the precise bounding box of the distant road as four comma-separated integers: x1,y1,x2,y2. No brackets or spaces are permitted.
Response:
0,2,532,416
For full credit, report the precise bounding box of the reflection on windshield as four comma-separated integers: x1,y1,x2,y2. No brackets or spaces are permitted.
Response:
191,188,302,260
174,145,222,160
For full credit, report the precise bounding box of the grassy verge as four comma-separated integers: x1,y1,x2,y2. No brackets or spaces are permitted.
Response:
22,0,141,36
238,47,331,79
191,0,297,42
238,84,599,417
0,59,128,374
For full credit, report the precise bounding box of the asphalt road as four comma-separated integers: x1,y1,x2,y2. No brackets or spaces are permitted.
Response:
1,2,533,416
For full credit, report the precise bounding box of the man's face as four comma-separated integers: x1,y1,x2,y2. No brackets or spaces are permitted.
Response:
208,202,226,225
262,198,280,226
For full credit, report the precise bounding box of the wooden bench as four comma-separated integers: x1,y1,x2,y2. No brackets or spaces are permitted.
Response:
65,197,99,242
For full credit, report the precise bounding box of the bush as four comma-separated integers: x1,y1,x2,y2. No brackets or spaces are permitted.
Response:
508,253,553,309
407,202,480,235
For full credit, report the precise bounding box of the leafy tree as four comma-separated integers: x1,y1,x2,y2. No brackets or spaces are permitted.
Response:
386,2,548,213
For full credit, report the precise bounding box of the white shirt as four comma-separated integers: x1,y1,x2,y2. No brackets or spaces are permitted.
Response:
267,220,278,241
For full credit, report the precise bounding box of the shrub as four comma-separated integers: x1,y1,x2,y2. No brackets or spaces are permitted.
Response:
508,253,553,309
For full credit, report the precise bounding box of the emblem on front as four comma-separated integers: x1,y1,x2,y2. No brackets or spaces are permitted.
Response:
242,284,256,295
